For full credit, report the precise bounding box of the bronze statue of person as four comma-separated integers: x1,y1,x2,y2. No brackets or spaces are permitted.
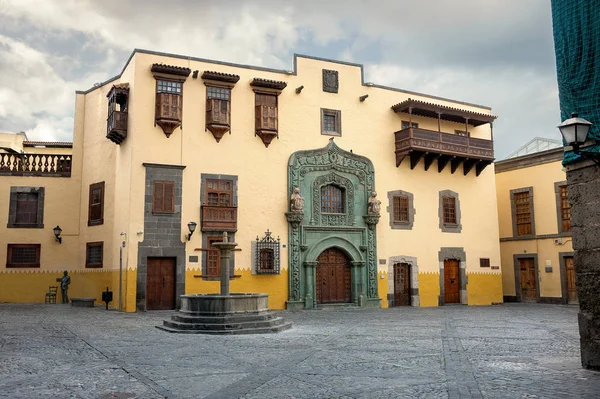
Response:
60,270,70,304
368,191,381,215
290,187,304,212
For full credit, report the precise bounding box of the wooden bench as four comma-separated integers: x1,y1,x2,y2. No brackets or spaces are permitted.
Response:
71,298,95,308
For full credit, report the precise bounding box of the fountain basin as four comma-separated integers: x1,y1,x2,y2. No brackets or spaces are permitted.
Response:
180,293,269,315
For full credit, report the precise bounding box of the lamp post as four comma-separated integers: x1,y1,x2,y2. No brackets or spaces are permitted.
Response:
558,113,599,165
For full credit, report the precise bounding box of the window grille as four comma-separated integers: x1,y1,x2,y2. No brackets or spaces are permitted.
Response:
254,230,280,275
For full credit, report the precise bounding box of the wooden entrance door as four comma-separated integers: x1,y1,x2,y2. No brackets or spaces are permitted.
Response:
519,258,537,302
444,259,460,304
147,257,176,310
316,248,351,304
393,263,411,306
565,256,578,304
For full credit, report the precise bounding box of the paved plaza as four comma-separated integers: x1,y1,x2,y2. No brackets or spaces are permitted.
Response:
1,303,599,398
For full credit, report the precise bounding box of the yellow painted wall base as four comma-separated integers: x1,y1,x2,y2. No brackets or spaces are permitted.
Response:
185,268,289,310
378,272,388,308
0,269,117,304
467,273,503,305
419,272,441,307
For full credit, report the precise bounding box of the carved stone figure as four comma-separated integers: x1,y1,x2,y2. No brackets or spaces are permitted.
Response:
60,270,70,304
290,187,304,212
368,191,381,215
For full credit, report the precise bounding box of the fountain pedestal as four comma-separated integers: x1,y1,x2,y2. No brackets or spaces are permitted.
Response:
157,232,291,334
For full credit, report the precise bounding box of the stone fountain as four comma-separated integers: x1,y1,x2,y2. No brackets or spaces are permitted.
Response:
157,232,291,334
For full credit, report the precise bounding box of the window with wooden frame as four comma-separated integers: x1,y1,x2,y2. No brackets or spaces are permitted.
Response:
6,244,41,268
206,237,221,277
455,130,470,137
15,192,39,226
155,78,183,137
206,179,232,207
438,190,461,233
480,258,490,268
253,230,280,275
8,187,44,228
152,180,175,213
255,93,278,141
559,185,571,233
205,86,231,141
321,184,344,214
86,242,103,268
514,191,533,236
88,182,105,226
321,108,341,136
442,196,457,225
401,121,419,129
392,195,410,223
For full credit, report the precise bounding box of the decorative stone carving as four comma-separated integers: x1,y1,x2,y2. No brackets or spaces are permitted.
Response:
322,69,339,93
367,191,381,215
287,139,379,306
290,187,304,212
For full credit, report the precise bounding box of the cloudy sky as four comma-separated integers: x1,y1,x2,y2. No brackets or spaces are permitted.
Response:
0,0,560,158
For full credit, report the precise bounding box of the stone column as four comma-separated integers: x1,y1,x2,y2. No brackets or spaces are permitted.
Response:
213,232,238,296
304,261,318,309
567,161,600,370
350,261,365,305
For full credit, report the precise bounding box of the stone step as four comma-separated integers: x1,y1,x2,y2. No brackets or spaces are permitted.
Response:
317,303,359,310
170,312,279,324
156,321,292,335
162,316,288,331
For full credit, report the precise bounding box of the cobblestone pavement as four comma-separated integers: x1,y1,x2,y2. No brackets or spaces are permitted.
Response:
1,303,599,399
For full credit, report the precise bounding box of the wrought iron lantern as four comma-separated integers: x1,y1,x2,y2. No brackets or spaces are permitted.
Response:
53,225,62,244
186,221,197,241
558,113,599,165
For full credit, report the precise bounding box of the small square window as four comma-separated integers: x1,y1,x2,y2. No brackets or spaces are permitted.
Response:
7,244,41,268
321,108,341,136
480,258,490,268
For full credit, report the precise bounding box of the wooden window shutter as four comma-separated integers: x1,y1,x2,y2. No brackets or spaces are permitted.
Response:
164,181,174,212
153,181,175,213
88,182,105,226
153,181,164,212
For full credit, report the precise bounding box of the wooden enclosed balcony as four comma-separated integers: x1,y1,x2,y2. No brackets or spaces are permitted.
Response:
0,153,72,177
394,127,494,176
201,205,237,231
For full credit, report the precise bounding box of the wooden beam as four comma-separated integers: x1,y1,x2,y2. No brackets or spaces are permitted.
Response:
424,153,439,171
410,152,423,170
463,159,478,176
450,157,464,174
438,155,451,173
396,153,407,167
476,161,491,176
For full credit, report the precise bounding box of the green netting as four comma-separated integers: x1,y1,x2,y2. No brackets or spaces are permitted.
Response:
551,0,600,165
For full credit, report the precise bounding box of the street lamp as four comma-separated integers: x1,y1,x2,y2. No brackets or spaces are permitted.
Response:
558,113,599,165
185,221,197,241
53,225,62,243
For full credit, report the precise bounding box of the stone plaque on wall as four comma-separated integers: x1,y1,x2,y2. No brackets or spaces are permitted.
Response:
323,69,339,93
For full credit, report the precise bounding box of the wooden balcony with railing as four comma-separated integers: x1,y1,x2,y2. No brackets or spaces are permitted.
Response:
0,153,72,177
201,205,237,231
394,127,494,176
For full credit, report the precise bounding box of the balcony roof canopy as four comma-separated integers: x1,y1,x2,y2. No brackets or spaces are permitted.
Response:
392,98,497,127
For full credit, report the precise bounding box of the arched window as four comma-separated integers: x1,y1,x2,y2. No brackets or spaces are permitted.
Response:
321,184,344,213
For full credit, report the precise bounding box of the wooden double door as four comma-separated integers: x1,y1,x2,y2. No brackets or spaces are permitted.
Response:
316,248,351,304
519,258,537,302
393,263,411,306
444,259,460,304
147,257,176,310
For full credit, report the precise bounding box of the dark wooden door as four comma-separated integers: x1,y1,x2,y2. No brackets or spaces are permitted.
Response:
147,257,176,310
519,258,537,302
565,256,578,304
444,259,460,304
393,263,411,306
316,248,351,304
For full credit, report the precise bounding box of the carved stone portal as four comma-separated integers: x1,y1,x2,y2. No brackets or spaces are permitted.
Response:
286,139,380,309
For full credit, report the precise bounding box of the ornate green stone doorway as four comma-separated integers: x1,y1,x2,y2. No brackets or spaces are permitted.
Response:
286,139,380,309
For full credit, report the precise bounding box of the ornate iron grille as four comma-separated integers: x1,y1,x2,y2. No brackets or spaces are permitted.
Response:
254,230,280,275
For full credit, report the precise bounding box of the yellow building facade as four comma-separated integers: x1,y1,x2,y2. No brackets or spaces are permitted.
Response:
1,49,502,311
495,145,577,304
